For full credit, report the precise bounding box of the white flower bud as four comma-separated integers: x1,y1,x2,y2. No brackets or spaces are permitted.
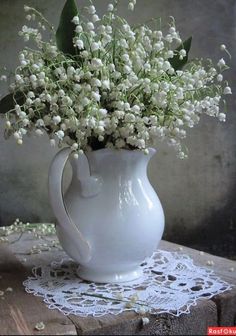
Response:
14,132,21,140
137,139,145,149
81,97,90,106
217,58,226,67
17,138,23,145
73,84,81,92
92,15,100,23
19,53,25,61
21,60,27,66
102,80,110,90
60,123,67,131
87,22,94,31
81,50,89,58
124,65,131,74
131,105,141,113
179,49,186,59
34,322,45,331
71,143,79,150
107,4,114,12
67,66,75,77
15,74,22,82
99,109,107,116
124,102,130,111
92,91,101,102
169,26,176,34
91,42,101,51
72,16,79,25
26,98,32,106
45,94,51,102
128,2,134,11
75,39,84,49
58,89,65,97
91,58,103,69
52,115,61,125
97,126,105,134
19,128,27,135
24,5,30,12
22,118,29,126
27,91,35,98
75,25,83,33
30,74,37,82
88,5,96,15
0,75,7,81
56,130,64,140
217,74,223,82
38,72,45,79
218,113,226,122
35,98,41,106
223,86,232,95
19,111,26,119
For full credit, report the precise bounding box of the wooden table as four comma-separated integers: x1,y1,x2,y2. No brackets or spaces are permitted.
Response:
0,230,235,335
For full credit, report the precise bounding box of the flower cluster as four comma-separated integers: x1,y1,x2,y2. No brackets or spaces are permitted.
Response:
0,1,232,158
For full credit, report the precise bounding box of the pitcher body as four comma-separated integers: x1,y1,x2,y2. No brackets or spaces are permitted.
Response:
49,148,164,283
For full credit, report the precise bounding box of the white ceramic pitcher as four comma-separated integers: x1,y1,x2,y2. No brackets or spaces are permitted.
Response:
48,148,164,283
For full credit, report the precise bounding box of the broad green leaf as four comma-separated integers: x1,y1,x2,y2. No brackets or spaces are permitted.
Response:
56,0,78,56
169,36,192,71
0,92,25,114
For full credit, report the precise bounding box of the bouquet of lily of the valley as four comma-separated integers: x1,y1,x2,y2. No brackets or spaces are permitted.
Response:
0,0,232,158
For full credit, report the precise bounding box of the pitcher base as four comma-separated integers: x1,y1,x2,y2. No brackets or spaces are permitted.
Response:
76,266,143,283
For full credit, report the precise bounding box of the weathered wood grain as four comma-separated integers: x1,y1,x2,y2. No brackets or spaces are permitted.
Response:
68,300,217,335
213,291,236,326
1,232,236,335
0,245,77,335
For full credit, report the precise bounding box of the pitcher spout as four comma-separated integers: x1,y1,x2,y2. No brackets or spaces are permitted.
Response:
147,147,157,159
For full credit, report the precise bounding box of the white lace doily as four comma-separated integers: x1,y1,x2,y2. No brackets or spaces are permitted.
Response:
23,250,231,317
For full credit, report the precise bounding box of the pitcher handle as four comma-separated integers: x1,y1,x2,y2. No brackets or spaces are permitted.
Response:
48,147,91,263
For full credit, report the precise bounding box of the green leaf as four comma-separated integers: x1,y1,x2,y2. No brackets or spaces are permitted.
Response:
0,92,25,114
56,0,78,56
169,36,192,71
